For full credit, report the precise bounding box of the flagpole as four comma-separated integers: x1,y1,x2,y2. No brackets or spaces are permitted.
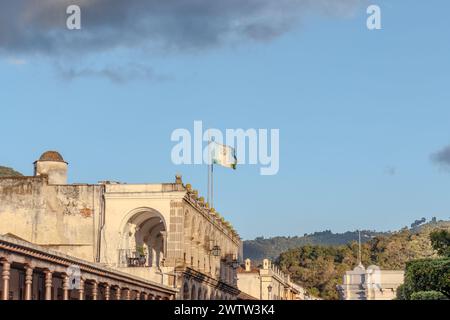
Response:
211,162,214,208
207,162,210,205
209,137,215,208
207,140,211,205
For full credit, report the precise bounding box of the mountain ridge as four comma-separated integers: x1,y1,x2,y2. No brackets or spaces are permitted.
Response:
243,217,447,263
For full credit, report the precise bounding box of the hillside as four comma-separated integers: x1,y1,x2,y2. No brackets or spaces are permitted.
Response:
243,230,390,263
276,220,450,299
0,166,22,177
243,217,446,263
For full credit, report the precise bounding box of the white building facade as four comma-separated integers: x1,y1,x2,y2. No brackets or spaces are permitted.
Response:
337,264,404,300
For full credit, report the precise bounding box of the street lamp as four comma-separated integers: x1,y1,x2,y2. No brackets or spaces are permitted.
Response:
230,254,240,269
211,245,221,257
267,284,273,300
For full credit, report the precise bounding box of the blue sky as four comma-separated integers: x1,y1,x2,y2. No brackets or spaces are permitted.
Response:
1,1,450,239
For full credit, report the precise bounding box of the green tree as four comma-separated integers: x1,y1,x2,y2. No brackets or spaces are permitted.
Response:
430,230,450,257
410,291,448,300
401,258,450,299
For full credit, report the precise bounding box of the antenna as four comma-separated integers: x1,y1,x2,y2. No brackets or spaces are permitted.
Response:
358,230,362,266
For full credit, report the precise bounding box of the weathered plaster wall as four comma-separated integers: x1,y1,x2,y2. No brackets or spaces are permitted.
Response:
100,183,185,267
237,272,260,299
0,176,100,261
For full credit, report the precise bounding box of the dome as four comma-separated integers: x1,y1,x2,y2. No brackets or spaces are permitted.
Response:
38,151,66,162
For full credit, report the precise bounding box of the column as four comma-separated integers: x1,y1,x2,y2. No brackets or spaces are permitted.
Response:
104,284,110,301
160,231,167,263
135,291,140,300
62,274,70,300
78,279,85,300
124,288,131,300
115,287,121,300
24,265,33,300
1,261,11,300
142,292,148,300
44,270,53,300
91,281,98,300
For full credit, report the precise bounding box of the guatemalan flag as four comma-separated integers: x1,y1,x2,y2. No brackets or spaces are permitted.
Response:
210,141,237,170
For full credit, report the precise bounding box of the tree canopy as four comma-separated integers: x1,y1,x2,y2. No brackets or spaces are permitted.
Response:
430,230,450,257
276,221,450,299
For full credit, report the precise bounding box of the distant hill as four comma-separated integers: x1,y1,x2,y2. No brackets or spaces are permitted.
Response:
276,219,450,299
0,166,22,177
243,217,447,263
244,230,390,263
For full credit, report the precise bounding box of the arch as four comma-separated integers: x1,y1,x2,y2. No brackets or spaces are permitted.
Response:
191,215,197,238
191,284,197,300
183,282,190,300
197,287,202,301
119,207,167,233
204,224,211,248
184,210,190,229
197,218,203,241
118,207,167,268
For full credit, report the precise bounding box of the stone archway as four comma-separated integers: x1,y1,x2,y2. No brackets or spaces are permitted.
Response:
119,208,167,268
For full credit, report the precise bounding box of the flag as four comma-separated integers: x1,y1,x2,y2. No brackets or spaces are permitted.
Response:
210,141,237,169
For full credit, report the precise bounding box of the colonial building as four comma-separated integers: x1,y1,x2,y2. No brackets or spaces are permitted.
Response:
0,234,176,300
237,258,305,300
336,264,404,300
0,151,242,300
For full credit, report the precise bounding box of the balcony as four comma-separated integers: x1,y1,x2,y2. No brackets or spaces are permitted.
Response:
118,248,148,268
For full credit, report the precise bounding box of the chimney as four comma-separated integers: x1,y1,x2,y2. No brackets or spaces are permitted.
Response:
263,259,269,270
245,258,251,272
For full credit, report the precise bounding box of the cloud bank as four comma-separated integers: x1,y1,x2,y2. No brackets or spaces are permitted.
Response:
0,0,365,56
431,145,450,168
